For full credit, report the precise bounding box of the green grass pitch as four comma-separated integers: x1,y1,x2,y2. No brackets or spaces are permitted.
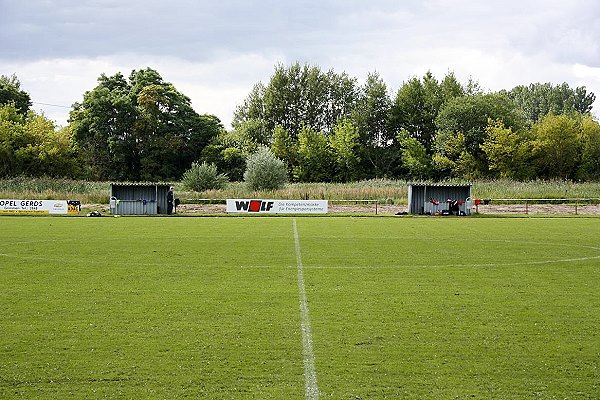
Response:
1,216,599,399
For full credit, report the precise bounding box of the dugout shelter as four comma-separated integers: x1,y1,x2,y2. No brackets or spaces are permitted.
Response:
109,183,172,215
408,183,472,215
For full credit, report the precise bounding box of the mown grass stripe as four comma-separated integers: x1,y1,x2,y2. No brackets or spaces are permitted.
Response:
293,218,319,400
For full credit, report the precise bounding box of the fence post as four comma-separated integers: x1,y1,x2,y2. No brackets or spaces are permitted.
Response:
525,200,528,215
375,200,378,215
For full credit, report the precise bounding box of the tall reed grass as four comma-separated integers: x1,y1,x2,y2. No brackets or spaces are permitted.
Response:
0,177,109,204
1,177,599,204
183,180,410,204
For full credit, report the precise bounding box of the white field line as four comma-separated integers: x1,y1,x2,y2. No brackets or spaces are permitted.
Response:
2,251,599,270
293,219,319,400
297,255,600,269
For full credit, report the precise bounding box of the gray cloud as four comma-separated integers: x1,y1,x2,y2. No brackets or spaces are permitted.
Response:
1,0,361,61
4,0,598,66
1,0,599,127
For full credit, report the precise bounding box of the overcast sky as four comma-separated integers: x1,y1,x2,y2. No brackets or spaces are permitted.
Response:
1,0,599,128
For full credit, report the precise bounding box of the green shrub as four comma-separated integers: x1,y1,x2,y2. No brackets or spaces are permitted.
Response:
243,147,288,191
181,162,228,192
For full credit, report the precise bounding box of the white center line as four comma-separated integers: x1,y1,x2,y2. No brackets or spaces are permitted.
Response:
293,218,319,400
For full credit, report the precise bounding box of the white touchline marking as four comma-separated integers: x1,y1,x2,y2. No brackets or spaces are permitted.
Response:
302,254,600,269
293,219,319,400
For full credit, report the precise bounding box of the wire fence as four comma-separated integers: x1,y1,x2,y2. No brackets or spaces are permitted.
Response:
475,198,600,215
179,197,600,216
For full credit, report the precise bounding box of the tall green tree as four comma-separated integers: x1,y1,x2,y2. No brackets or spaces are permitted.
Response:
234,62,358,139
436,93,524,155
351,72,395,177
480,120,533,179
200,118,271,182
70,72,140,179
397,129,431,179
70,68,220,181
431,132,477,179
232,83,266,128
0,103,78,177
295,125,333,182
434,93,525,177
577,115,600,180
390,71,464,153
271,125,298,178
329,119,361,182
200,128,255,182
506,82,595,123
0,103,26,176
531,114,581,179
0,74,31,115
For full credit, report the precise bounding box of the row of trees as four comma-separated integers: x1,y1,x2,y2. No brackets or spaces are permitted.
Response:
221,64,598,182
1,70,222,181
1,75,78,177
1,65,599,183
0,102,78,178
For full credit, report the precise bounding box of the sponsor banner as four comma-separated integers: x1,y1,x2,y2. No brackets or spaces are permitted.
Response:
226,199,328,214
0,199,72,214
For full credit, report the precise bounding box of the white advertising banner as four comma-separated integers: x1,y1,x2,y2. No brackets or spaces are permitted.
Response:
226,199,328,214
0,199,70,214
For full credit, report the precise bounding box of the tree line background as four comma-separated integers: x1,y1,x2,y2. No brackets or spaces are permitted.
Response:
1,63,599,183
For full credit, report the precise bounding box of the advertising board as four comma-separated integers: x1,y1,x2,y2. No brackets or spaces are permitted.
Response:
0,199,76,214
226,199,328,214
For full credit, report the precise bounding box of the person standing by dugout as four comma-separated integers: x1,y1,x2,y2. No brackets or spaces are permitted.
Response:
167,186,174,215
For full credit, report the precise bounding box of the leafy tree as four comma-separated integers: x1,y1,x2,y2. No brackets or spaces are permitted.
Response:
200,116,275,182
271,125,298,178
434,92,525,177
232,83,266,128
243,146,287,191
70,72,133,179
351,72,394,177
0,74,31,115
70,68,219,181
235,62,358,139
0,103,78,177
233,119,272,146
436,93,524,155
19,117,79,177
329,119,361,182
324,70,358,132
431,153,455,178
465,78,484,96
181,161,228,192
431,131,474,178
531,114,581,179
452,151,479,179
577,115,600,180
200,129,254,182
439,72,466,103
295,125,333,182
397,129,431,179
480,120,533,179
389,75,432,151
506,83,595,123
390,71,464,153
190,115,224,163
0,103,26,176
